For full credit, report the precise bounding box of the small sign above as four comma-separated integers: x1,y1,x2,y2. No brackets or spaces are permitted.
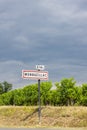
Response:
36,65,45,71
22,70,48,80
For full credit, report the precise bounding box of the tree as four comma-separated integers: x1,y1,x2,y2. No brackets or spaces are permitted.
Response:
23,84,38,106
55,78,76,106
0,81,12,94
2,81,12,93
1,91,13,105
0,83,3,94
40,81,52,105
80,84,87,106
13,89,25,105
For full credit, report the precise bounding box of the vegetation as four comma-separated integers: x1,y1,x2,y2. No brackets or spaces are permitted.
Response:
0,78,87,128
0,106,87,127
0,81,12,94
0,78,87,106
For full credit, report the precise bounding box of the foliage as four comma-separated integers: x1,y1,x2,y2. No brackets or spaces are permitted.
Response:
0,79,87,106
40,81,52,105
0,81,12,94
80,84,87,106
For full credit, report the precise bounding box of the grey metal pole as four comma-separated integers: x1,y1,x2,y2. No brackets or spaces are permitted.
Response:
38,79,41,124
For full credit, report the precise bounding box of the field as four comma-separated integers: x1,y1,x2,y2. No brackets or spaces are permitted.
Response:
0,106,87,128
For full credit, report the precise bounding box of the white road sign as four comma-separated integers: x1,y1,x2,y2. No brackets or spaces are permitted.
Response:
36,65,45,70
22,70,48,80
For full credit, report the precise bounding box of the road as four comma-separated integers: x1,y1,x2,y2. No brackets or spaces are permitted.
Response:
0,128,87,130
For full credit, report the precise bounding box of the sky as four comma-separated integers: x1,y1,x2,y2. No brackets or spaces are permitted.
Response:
0,0,87,89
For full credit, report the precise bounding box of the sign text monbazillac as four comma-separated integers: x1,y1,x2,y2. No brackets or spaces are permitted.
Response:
22,70,48,80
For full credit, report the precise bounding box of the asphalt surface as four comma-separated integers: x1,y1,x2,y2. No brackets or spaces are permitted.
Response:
0,128,87,130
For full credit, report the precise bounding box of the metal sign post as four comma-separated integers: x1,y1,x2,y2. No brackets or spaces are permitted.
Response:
36,65,43,124
22,65,48,124
38,79,41,124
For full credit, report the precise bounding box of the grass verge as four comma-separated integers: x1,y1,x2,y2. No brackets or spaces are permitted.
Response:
0,106,87,128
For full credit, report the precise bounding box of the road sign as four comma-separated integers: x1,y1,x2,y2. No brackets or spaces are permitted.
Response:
36,65,45,70
22,70,48,80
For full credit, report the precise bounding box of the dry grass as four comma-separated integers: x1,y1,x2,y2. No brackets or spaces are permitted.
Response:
0,106,87,128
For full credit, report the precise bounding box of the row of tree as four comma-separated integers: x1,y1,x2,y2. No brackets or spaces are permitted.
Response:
0,78,87,106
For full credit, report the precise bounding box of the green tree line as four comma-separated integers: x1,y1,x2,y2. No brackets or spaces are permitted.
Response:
0,78,87,106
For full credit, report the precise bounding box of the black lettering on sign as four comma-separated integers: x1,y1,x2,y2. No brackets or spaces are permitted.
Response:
25,73,27,76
